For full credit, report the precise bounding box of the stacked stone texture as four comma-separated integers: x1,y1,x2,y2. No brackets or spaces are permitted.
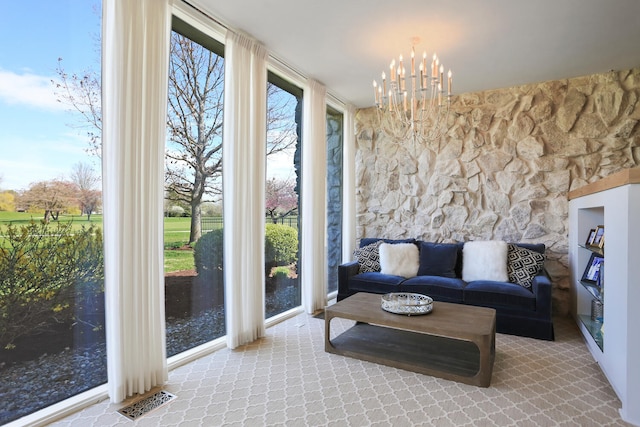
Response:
355,67,640,314
326,113,344,292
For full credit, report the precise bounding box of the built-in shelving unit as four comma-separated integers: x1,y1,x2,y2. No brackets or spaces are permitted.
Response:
576,241,606,351
568,167,640,427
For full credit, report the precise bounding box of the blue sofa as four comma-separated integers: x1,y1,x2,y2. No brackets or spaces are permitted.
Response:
338,238,554,340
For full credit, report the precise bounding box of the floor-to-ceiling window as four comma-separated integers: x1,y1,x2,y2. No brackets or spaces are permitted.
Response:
164,17,226,357
0,1,105,423
265,73,303,318
326,107,344,294
0,1,349,422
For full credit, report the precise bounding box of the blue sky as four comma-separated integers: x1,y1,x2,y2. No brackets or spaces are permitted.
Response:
0,1,297,193
0,1,102,191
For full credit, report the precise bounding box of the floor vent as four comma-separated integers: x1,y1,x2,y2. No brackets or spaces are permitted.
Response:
117,390,176,420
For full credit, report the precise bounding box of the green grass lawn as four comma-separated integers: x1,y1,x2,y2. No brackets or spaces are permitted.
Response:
164,248,195,272
0,213,293,273
163,217,192,248
0,212,197,273
0,212,103,227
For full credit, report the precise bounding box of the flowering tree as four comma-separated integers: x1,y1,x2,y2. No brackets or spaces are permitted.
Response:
18,180,79,222
265,178,298,224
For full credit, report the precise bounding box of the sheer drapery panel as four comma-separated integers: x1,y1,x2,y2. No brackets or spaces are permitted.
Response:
222,30,268,349
342,105,357,261
301,79,328,313
102,0,171,403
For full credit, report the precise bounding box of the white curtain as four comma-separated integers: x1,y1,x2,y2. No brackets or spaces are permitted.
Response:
102,0,171,402
342,105,357,262
301,79,328,313
223,30,268,349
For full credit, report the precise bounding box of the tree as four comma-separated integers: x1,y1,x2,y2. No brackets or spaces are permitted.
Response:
201,201,222,217
0,191,15,212
53,59,102,158
164,33,224,243
165,35,297,243
55,32,298,244
19,180,78,222
266,85,299,158
70,162,101,220
265,178,298,224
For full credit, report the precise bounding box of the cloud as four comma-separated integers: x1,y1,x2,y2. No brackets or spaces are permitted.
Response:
0,68,65,112
0,133,96,191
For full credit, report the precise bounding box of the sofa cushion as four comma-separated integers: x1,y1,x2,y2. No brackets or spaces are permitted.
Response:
462,241,508,282
349,272,406,294
464,280,536,311
507,244,545,290
353,240,383,273
379,243,419,278
417,242,459,278
400,276,466,303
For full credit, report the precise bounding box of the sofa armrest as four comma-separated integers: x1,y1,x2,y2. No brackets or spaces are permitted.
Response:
531,269,553,317
338,261,360,300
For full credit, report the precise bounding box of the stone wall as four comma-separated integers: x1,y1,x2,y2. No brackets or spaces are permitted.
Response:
326,110,344,293
355,67,640,314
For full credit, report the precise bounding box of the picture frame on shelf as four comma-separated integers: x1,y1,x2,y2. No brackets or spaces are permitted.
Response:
591,225,605,248
597,259,604,291
585,228,596,246
581,252,604,285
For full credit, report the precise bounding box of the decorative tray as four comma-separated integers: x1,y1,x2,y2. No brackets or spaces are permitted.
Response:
381,293,433,316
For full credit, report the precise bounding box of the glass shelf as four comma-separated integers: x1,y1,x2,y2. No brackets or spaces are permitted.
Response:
578,245,604,350
578,243,604,256
578,314,604,351
580,280,603,301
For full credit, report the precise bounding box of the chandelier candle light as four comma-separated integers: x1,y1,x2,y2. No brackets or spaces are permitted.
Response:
373,47,452,142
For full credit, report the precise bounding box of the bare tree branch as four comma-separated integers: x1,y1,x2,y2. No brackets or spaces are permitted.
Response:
69,162,101,220
54,30,299,243
53,59,102,158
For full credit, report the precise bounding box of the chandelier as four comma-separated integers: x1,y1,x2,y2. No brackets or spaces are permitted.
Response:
373,46,452,142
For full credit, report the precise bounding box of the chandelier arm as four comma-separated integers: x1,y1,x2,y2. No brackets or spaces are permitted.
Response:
374,47,453,143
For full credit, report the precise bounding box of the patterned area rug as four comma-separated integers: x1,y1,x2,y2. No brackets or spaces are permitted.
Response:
52,312,630,426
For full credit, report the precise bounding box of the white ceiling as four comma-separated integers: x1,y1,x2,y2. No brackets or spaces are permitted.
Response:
190,0,640,108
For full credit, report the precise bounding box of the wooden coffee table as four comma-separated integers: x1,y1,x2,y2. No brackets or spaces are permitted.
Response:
325,292,496,387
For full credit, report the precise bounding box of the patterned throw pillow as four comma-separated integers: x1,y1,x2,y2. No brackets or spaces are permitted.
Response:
507,244,545,290
353,240,383,273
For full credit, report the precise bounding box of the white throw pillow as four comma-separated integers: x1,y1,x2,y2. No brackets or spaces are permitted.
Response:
462,240,509,282
379,243,419,278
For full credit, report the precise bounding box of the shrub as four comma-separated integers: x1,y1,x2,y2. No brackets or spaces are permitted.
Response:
0,221,104,349
194,224,298,280
193,229,224,278
265,223,298,273
271,266,290,279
